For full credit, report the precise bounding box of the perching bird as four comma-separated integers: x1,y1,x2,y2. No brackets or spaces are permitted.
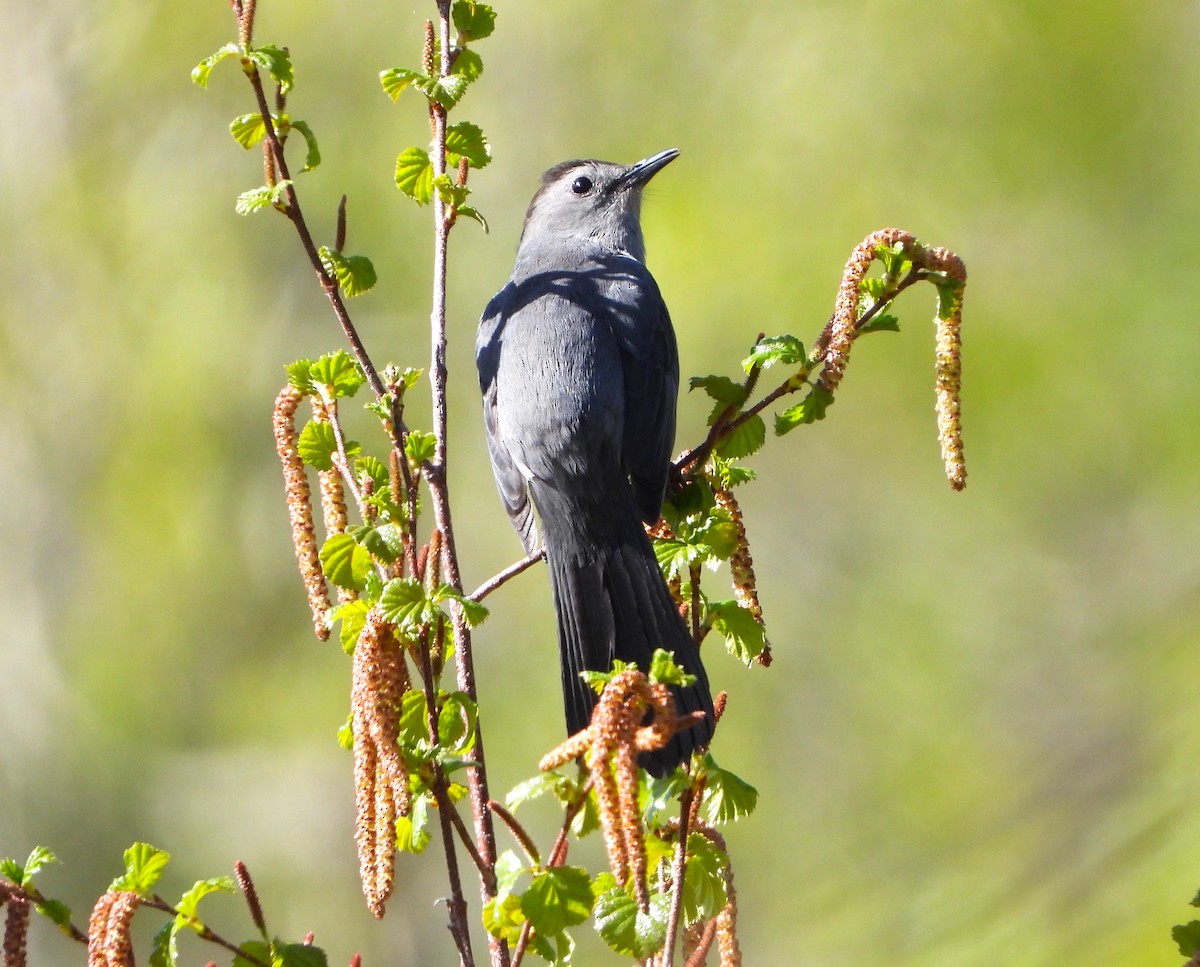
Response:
476,148,714,775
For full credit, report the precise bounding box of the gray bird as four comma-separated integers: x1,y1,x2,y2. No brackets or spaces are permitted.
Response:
476,148,715,775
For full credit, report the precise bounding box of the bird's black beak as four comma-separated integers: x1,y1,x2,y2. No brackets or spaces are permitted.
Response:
615,148,680,191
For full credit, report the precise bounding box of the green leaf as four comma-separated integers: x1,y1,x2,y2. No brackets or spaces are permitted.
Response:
774,383,833,435
380,577,429,630
355,456,389,490
593,888,669,959
435,584,490,627
483,894,525,943
111,843,170,894
706,600,767,664
395,147,434,205
451,47,484,82
379,68,470,108
437,691,478,752
689,374,747,408
935,278,964,321
452,0,497,41
318,247,377,298
0,857,22,883
396,794,431,853
20,846,57,884
359,523,404,565
699,756,758,824
859,312,900,334
175,876,235,923
405,430,437,465
1174,920,1200,957
229,113,267,149
445,121,492,169
1192,886,1200,908
247,44,293,92
149,921,173,967
647,648,696,688
433,173,470,208
681,834,729,924
715,414,765,460
320,534,372,591
297,420,337,470
742,334,805,372
285,119,321,172
522,866,593,936
191,42,240,87
275,941,329,967
310,351,366,398
505,774,562,810
235,181,292,216
380,67,423,101
34,898,73,930
644,770,690,825
457,205,489,232
286,360,314,393
234,941,272,967
333,598,371,654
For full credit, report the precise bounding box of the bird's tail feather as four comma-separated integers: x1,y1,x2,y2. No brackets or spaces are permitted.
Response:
538,487,715,776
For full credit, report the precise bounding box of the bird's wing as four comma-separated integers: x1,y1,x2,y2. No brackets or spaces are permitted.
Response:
477,297,540,554
603,260,679,524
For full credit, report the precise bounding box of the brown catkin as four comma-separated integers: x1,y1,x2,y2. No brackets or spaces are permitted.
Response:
923,246,968,491
311,398,355,603
3,890,29,967
273,385,331,640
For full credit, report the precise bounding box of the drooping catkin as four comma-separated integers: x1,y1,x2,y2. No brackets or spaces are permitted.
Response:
712,484,772,666
351,609,412,918
924,246,967,491
3,888,29,967
310,398,356,603
87,891,140,967
273,386,331,640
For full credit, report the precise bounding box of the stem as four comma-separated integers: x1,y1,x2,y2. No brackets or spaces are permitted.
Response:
422,4,505,964
469,550,545,602
660,784,695,967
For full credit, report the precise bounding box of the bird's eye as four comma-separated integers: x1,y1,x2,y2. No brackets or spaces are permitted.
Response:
570,176,593,195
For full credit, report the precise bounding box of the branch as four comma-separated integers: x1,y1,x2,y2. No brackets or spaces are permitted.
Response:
469,550,546,602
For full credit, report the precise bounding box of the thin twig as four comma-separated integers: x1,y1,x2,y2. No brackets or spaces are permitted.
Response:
487,799,542,866
660,783,695,967
469,550,545,602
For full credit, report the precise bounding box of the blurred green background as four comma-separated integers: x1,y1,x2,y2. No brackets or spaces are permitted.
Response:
3,1,1198,964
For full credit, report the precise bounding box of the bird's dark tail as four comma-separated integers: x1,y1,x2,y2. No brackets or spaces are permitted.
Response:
533,483,715,777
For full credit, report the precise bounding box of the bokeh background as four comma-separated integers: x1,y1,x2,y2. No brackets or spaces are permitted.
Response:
3,1,1198,964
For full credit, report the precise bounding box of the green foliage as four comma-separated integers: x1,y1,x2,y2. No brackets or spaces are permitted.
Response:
235,181,292,216
319,534,372,591
452,0,497,41
774,383,834,435
149,877,236,967
522,866,593,937
742,333,805,372
706,599,768,664
234,940,328,967
681,834,729,925
190,42,241,88
394,146,434,204
593,882,670,959
697,755,759,825
318,246,378,297
445,121,492,168
1,846,56,887
1173,920,1200,958
110,842,171,894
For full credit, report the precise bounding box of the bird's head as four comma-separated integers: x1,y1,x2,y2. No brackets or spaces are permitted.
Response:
517,148,679,262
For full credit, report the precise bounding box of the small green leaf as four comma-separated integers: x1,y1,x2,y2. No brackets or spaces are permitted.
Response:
706,600,767,664
742,334,805,372
457,205,489,232
229,113,267,148
286,119,321,172
593,888,669,959
175,876,235,923
452,0,497,41
35,898,73,930
274,941,329,967
681,834,729,925
859,312,900,334
647,648,696,688
404,430,437,465
380,577,430,630
688,375,747,408
20,846,57,884
774,383,833,435
111,843,170,895
234,941,272,967
396,794,431,853
149,921,173,967
359,523,404,565
318,247,377,298
0,857,23,883
483,893,525,943
191,42,240,88
505,774,562,810
433,173,470,208
522,866,593,936
247,44,293,92
1174,920,1200,957
297,420,337,470
445,121,492,169
235,181,292,216
355,456,389,490
1191,885,1200,908
434,584,490,627
699,756,758,824
395,147,434,205
437,691,478,752
380,67,423,101
310,351,366,398
715,414,765,460
451,47,484,82
286,360,314,393
320,534,372,591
